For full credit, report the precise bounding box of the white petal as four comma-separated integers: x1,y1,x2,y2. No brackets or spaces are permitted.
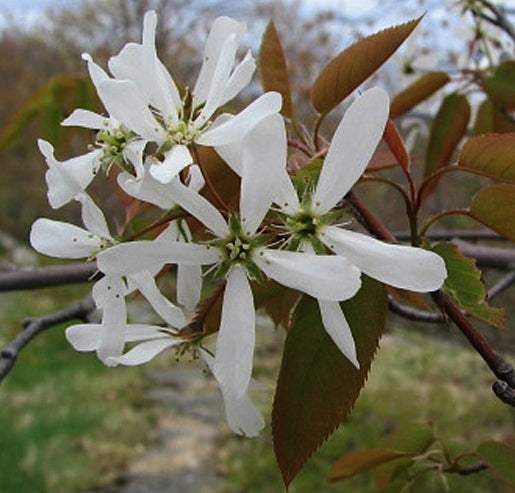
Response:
193,16,246,105
240,113,288,235
123,139,147,180
219,50,256,107
201,350,264,437
66,324,102,351
254,248,361,301
149,145,193,184
313,88,389,214
196,92,282,147
214,266,255,399
81,52,109,88
321,227,447,292
105,337,182,367
318,300,359,368
168,178,229,238
130,271,187,328
187,164,205,192
76,193,112,240
61,109,107,129
177,263,202,312
97,240,220,275
97,79,166,143
30,218,101,259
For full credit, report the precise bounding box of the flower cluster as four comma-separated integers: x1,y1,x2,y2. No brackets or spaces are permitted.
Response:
30,11,447,436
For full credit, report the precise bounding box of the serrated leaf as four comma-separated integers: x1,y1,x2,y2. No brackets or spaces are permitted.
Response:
459,133,515,183
390,71,450,119
375,423,435,490
329,448,408,482
470,183,515,243
424,93,470,178
272,276,387,487
259,20,293,119
383,119,410,170
474,99,515,134
311,17,422,115
477,440,515,486
483,61,515,109
432,242,505,328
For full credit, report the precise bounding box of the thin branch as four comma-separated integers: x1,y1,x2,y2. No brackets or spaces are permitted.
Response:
393,230,503,242
0,262,99,292
488,271,515,299
0,295,95,384
388,295,444,323
452,240,515,270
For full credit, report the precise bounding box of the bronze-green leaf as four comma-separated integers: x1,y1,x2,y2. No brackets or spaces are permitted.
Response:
470,183,515,243
477,440,515,486
459,133,515,183
328,448,408,482
483,61,515,110
432,242,505,328
259,20,293,119
424,93,470,178
390,71,450,119
474,99,515,134
272,276,387,487
310,17,422,115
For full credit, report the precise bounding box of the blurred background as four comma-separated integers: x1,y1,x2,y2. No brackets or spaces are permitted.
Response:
0,1,514,492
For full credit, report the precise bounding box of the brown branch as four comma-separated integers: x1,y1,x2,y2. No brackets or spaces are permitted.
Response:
0,262,99,292
393,230,503,242
0,295,95,384
388,295,444,323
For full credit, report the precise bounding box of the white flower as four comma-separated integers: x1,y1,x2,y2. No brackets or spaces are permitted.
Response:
95,10,282,183
219,88,447,368
98,116,361,398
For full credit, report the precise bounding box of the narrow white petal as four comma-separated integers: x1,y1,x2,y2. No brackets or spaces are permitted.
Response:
97,240,220,275
196,92,282,147
66,324,102,351
254,248,362,301
318,300,359,368
61,109,107,129
240,113,288,235
30,218,101,259
321,226,447,292
130,271,187,328
123,325,177,342
168,179,229,238
123,139,147,180
76,193,112,240
214,267,255,399
193,16,246,105
149,145,193,184
97,79,166,143
81,52,109,88
219,50,256,107
105,338,182,367
177,263,202,312
313,88,389,214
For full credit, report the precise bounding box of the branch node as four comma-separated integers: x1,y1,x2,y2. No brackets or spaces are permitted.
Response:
492,380,515,407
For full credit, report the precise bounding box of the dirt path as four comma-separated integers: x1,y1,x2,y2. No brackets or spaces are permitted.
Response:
110,365,228,493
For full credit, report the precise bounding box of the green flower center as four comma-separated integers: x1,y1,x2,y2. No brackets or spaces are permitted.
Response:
93,124,136,175
167,120,200,146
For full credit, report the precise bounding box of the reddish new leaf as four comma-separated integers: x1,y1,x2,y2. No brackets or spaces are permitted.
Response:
384,119,410,170
470,183,515,243
328,448,408,482
390,71,450,119
424,93,470,178
459,133,515,183
311,17,422,115
259,20,293,119
272,276,387,487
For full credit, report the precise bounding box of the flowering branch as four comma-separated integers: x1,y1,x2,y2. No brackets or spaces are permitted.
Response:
0,294,95,384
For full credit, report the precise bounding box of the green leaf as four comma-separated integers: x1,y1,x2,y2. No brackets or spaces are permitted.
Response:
470,183,515,243
477,440,515,486
272,276,387,487
259,20,293,119
424,93,470,178
390,71,450,119
474,99,515,134
458,133,515,183
375,423,435,490
483,61,515,109
310,17,422,115
432,243,505,328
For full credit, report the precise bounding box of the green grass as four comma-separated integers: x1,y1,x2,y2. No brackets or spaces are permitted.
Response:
0,286,153,493
215,329,515,493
